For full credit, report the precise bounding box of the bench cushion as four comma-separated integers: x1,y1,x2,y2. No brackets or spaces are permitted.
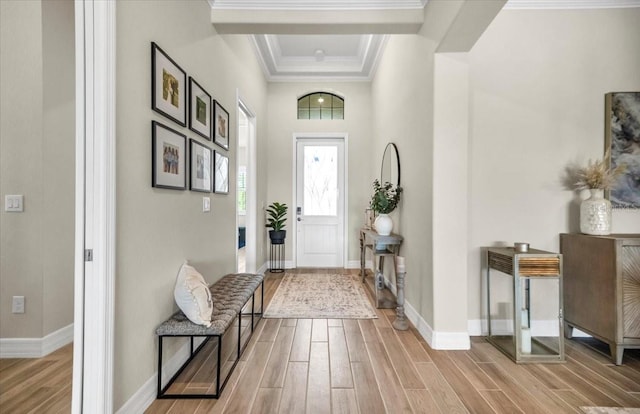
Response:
156,273,263,336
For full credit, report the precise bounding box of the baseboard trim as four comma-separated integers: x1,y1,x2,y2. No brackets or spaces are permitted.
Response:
257,261,269,274
259,261,295,273
346,260,360,269
116,338,200,413
403,299,470,350
467,319,592,337
0,323,74,358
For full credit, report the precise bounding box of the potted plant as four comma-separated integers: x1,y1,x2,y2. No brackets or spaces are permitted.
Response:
266,202,288,244
566,151,625,235
370,179,402,236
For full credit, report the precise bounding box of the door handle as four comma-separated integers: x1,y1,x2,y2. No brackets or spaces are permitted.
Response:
297,217,302,221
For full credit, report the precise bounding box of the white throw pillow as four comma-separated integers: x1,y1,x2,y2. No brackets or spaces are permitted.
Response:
174,262,213,327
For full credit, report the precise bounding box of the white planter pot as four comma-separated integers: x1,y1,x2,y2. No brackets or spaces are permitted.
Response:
580,189,612,235
374,213,393,236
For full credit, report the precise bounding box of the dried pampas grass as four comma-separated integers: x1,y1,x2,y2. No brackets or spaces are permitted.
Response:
569,150,626,191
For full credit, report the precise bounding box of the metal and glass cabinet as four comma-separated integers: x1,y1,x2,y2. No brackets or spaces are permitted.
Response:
486,247,565,363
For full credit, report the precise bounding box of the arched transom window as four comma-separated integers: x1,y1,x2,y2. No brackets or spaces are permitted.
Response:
297,92,344,120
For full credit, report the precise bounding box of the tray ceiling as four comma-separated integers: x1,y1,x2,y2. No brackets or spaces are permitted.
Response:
208,0,640,81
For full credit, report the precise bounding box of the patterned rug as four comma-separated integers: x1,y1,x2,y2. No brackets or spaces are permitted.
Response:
580,408,640,414
263,273,378,319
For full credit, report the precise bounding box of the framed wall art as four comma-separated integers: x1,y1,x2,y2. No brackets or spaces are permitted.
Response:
213,100,229,150
151,42,186,126
152,121,186,190
605,92,640,208
189,78,212,140
214,151,229,194
189,139,212,193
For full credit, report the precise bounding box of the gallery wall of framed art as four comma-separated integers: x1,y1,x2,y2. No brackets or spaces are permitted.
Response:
150,42,231,196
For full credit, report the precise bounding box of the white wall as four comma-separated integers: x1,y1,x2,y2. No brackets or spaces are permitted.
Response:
372,33,437,329
41,0,75,337
266,82,373,265
0,0,74,340
467,8,640,324
114,0,268,407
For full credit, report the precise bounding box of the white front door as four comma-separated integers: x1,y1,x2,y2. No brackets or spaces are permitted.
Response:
295,138,345,267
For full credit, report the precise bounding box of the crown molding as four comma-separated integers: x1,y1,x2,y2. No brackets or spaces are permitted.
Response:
210,0,426,10
505,0,640,9
251,34,388,82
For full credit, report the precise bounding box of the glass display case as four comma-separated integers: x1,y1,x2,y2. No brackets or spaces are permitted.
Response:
486,247,565,363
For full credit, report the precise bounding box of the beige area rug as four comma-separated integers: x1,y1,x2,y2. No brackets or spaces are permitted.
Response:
263,273,378,319
580,408,640,414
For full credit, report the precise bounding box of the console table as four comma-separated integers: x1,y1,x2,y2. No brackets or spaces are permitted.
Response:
560,233,640,365
359,228,407,330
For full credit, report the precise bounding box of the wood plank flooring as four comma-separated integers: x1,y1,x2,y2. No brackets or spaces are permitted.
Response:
0,343,72,413
2,268,639,413
146,269,640,413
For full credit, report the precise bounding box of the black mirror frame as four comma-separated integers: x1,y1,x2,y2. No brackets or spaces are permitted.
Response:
380,142,401,187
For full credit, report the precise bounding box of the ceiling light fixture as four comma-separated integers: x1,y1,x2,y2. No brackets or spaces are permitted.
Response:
317,97,324,103
314,49,325,62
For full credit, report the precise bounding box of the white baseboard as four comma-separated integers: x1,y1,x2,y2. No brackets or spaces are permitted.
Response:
0,323,74,358
467,319,592,338
403,298,471,350
259,260,295,272
346,260,360,269
116,338,202,414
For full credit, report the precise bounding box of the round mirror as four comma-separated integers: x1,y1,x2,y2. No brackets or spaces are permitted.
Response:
380,142,401,187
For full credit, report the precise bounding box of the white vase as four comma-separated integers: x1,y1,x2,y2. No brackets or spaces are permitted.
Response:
374,213,393,236
580,189,612,235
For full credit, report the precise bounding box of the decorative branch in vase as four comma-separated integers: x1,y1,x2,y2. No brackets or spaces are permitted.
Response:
370,179,402,236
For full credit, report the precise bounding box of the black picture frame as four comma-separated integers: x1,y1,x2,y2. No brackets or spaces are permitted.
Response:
214,151,229,194
188,77,212,141
213,100,229,150
152,121,187,190
151,42,187,126
189,139,213,193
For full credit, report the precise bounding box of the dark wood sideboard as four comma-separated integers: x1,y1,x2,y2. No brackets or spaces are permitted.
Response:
560,233,640,365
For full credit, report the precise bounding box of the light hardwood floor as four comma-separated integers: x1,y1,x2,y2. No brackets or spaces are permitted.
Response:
0,342,72,413
147,269,640,413
2,269,639,413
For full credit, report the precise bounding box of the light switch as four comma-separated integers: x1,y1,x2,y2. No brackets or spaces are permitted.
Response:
202,197,211,212
5,195,24,212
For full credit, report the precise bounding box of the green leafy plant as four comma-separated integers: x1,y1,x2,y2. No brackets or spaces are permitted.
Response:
370,179,402,214
265,202,288,231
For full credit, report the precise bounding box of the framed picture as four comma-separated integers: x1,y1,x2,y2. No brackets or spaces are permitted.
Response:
605,92,640,208
189,139,212,192
152,121,186,190
189,78,212,140
151,42,186,126
214,151,229,194
213,100,229,150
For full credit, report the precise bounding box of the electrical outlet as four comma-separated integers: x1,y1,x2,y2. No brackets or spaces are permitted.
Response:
12,296,25,313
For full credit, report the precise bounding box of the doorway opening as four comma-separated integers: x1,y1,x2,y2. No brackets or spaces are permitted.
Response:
237,98,257,273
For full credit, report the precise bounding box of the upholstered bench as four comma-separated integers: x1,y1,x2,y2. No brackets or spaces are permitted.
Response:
156,272,264,399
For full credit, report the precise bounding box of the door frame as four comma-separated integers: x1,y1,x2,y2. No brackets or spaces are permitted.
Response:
73,0,116,412
236,92,257,272
292,133,349,269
